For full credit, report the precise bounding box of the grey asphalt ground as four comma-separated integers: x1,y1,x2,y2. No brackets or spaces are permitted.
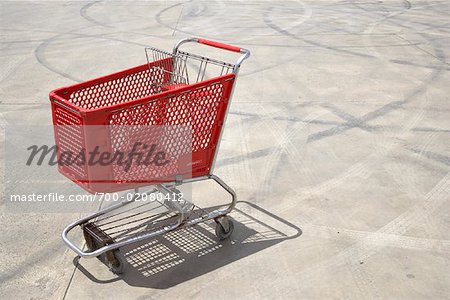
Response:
1,0,449,299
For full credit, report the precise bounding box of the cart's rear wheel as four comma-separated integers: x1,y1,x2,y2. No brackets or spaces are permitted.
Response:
215,217,234,240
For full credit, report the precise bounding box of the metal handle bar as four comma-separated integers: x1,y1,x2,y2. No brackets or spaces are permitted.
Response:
173,37,250,72
197,38,242,53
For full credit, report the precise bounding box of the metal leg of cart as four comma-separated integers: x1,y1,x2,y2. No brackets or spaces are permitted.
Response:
61,174,236,274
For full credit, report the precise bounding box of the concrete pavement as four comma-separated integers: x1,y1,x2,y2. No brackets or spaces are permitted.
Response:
0,0,449,299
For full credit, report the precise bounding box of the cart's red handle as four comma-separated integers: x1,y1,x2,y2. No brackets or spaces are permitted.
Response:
197,38,242,53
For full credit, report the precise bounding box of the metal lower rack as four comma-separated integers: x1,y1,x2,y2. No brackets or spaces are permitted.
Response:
64,175,237,274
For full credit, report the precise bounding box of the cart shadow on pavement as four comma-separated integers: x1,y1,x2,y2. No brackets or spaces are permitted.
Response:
74,201,301,289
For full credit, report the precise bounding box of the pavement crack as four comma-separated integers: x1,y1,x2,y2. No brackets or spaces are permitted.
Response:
62,257,80,300
172,5,184,36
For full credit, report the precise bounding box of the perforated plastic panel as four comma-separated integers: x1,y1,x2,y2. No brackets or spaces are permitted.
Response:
52,106,87,182
68,59,172,110
109,82,225,152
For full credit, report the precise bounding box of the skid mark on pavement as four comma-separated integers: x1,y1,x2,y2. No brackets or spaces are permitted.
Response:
254,106,330,197
406,147,450,167
33,27,151,82
79,1,112,28
253,3,448,293
306,224,450,253
290,172,450,286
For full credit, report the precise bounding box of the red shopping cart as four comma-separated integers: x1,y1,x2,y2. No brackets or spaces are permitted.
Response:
49,38,250,273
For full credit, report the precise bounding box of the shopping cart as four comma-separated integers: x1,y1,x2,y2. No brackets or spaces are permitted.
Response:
49,38,250,274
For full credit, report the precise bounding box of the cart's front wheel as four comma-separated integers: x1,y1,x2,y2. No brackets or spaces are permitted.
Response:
215,217,234,240
108,251,125,275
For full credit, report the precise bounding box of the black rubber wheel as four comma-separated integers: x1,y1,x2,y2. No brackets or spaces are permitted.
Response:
215,218,234,240
109,251,125,275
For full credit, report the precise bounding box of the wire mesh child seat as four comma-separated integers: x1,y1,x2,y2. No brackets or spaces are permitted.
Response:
50,38,250,273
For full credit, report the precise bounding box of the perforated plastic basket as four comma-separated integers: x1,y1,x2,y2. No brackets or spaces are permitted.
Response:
49,59,235,193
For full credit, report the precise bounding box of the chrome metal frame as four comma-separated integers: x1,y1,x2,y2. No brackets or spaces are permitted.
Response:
62,37,249,259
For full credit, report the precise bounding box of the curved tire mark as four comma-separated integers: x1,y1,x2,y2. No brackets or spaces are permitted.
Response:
80,1,113,28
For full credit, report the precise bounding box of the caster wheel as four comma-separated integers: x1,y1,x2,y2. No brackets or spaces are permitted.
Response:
215,217,234,240
108,251,125,275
